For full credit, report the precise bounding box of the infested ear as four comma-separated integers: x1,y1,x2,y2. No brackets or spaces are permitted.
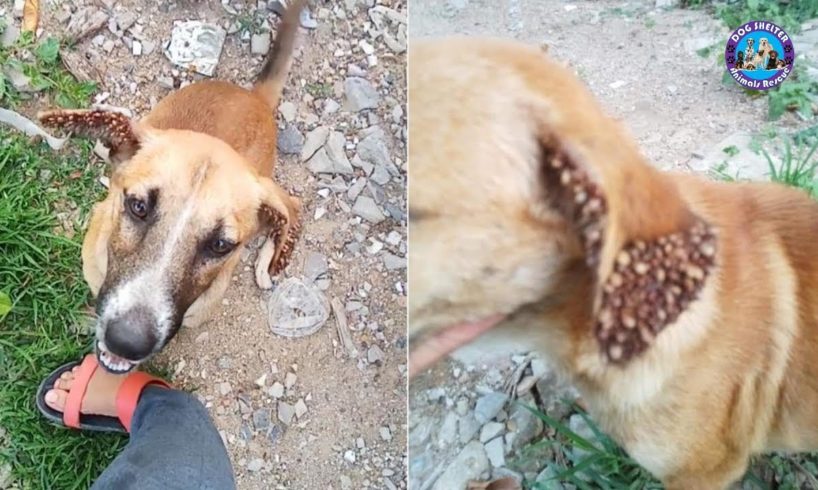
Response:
539,135,717,364
38,109,144,165
257,178,302,277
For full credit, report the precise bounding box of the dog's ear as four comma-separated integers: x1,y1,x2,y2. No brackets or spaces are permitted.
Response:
256,177,302,277
538,131,717,364
38,109,144,165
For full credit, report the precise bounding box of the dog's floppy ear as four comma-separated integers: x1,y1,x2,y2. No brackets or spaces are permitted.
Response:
38,109,143,165
256,177,302,278
538,131,717,364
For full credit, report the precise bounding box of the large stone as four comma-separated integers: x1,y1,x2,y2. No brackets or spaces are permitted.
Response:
301,126,329,161
277,125,304,155
474,392,508,424
352,196,385,224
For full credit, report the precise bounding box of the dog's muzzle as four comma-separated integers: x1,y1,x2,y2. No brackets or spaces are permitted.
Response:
96,306,159,373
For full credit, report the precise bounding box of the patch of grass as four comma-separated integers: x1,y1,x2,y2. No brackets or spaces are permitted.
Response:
517,401,818,489
767,65,818,121
764,136,818,196
515,403,661,489
682,0,818,33
0,129,124,489
305,82,333,98
644,18,657,29
0,30,96,108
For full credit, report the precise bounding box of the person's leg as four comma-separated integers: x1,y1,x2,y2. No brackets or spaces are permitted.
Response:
92,386,235,490
44,367,235,490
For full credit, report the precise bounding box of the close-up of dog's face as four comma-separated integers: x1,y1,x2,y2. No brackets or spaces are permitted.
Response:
40,110,300,373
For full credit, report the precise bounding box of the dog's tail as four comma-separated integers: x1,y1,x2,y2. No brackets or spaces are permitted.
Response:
253,0,307,108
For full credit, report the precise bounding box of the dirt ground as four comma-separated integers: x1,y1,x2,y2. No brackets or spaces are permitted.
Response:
20,0,408,488
408,0,813,488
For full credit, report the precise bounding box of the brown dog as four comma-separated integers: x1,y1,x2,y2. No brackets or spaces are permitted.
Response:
408,37,818,489
38,1,305,374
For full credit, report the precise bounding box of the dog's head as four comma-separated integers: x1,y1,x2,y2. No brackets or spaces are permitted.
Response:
40,109,300,372
758,38,770,52
408,38,717,372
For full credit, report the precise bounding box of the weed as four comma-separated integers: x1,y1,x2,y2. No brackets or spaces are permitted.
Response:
764,136,818,196
305,82,333,98
644,18,657,29
767,66,818,121
0,31,95,108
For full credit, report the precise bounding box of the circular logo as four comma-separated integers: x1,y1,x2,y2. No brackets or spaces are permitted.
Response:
724,21,795,90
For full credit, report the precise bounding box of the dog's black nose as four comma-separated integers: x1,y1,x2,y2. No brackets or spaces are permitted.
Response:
104,307,158,360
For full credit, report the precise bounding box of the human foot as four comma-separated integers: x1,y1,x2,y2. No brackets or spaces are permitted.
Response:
37,355,170,433
44,364,128,418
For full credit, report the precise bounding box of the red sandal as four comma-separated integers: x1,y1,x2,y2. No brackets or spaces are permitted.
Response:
36,354,170,433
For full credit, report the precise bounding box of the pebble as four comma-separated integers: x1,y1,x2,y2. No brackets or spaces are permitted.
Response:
301,126,330,161
268,382,285,398
344,450,356,463
303,251,329,281
474,392,508,424
484,437,506,468
251,32,271,55
285,372,297,389
479,422,505,443
439,412,458,446
279,101,297,122
277,125,304,155
352,196,386,224
278,402,295,425
253,408,272,430
379,427,392,441
218,382,232,396
344,77,380,111
367,344,385,363
247,458,264,472
294,398,308,418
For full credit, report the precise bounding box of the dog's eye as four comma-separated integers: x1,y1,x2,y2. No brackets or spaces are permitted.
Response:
126,196,148,220
209,238,235,256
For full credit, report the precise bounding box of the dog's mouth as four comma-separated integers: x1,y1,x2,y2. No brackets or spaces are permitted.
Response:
408,314,505,379
95,341,140,374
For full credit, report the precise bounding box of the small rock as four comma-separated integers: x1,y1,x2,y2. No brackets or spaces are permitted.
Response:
247,458,264,472
303,251,329,281
439,412,458,446
479,422,505,443
382,253,406,270
218,382,232,396
474,392,508,424
268,382,285,398
323,98,341,115
115,11,137,31
0,23,20,48
352,196,385,224
379,426,392,441
279,101,297,122
484,437,506,468
340,475,353,490
285,372,297,389
253,408,271,430
344,77,380,112
142,40,157,55
278,402,295,425
251,32,271,55
132,40,142,56
344,450,356,463
367,344,385,363
295,398,308,418
277,125,304,155
67,8,109,41
609,80,627,89
459,413,481,444
301,126,330,161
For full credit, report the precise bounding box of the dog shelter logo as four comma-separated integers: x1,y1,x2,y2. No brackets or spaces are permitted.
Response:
725,21,795,90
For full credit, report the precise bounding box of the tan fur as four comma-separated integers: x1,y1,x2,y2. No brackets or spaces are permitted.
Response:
409,37,818,489
38,2,306,360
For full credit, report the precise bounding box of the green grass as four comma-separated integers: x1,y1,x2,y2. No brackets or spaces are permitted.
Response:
0,29,96,108
516,401,818,489
0,130,126,489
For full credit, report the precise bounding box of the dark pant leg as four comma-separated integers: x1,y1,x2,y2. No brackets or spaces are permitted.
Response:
91,386,235,490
